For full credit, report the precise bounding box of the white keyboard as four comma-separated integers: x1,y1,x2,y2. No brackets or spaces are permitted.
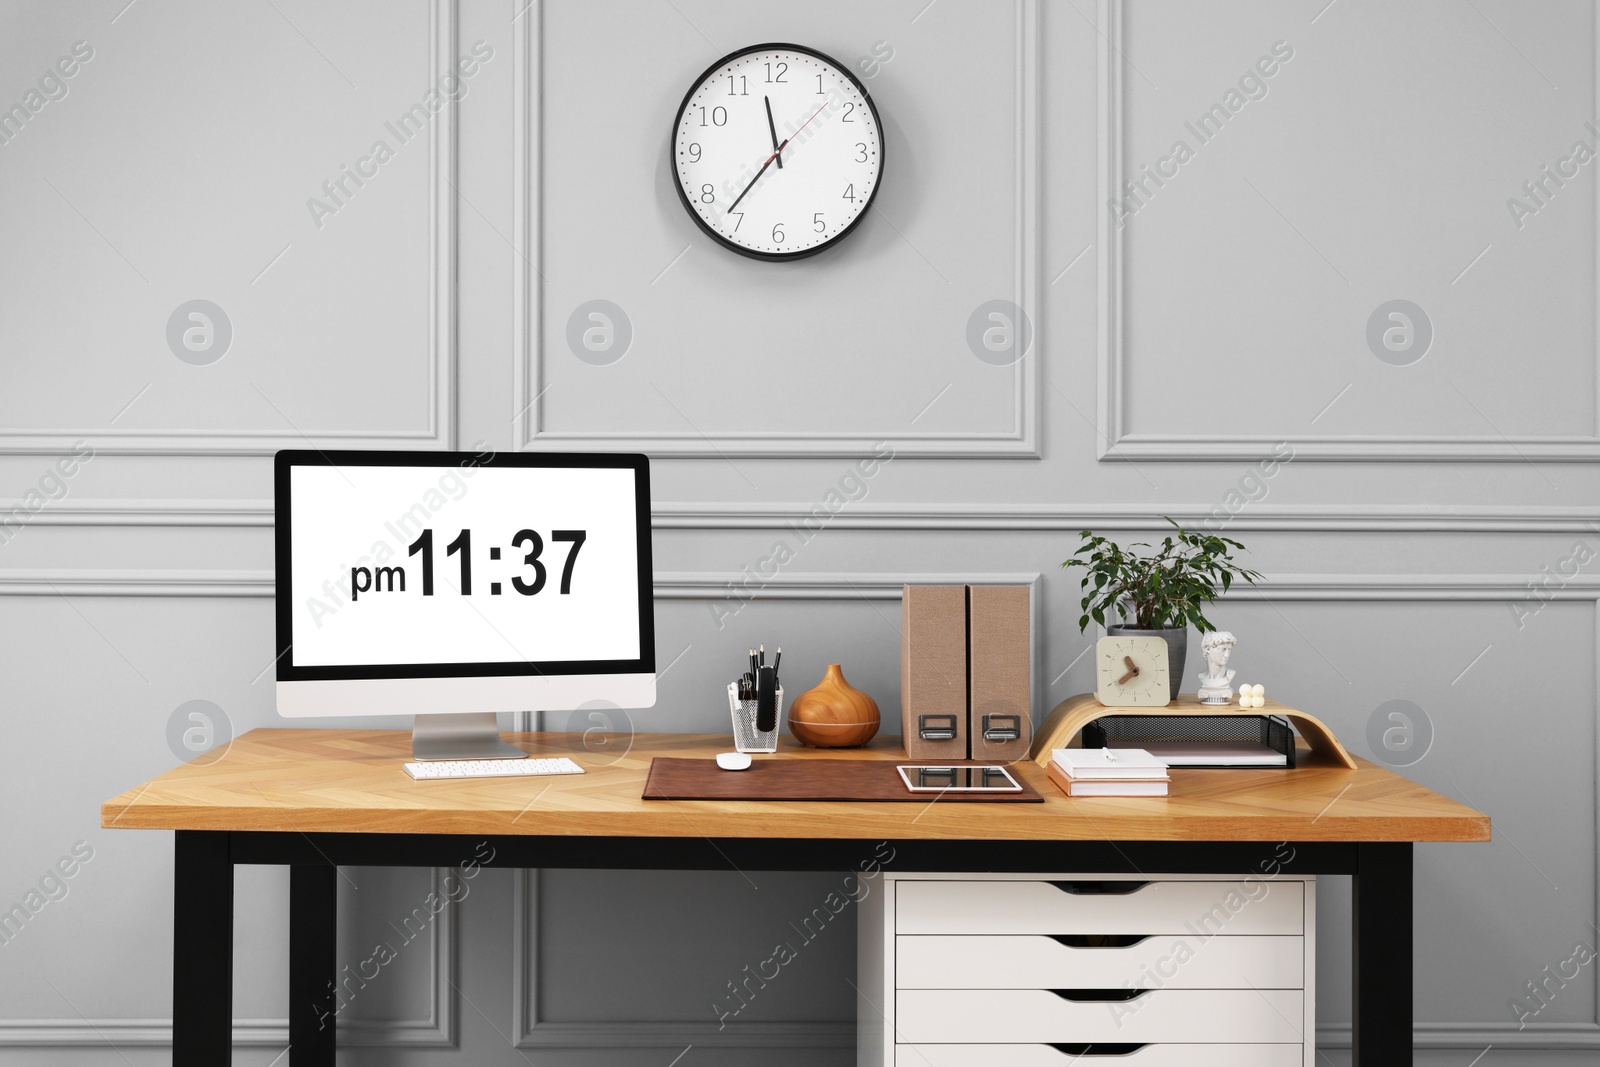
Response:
404,757,585,780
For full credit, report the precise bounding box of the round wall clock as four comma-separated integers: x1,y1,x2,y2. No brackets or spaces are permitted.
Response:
670,43,884,260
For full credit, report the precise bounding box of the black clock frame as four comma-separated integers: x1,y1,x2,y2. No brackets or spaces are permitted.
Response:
669,42,886,261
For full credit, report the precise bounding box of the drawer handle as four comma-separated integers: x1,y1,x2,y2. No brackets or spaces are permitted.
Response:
918,714,958,741
1048,880,1150,895
981,713,1021,742
1048,1045,1147,1058
1049,1049,1152,1062
1048,989,1150,1003
1049,934,1151,949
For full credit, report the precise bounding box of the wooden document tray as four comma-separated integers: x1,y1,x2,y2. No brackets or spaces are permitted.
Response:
1030,693,1359,770
642,758,1044,802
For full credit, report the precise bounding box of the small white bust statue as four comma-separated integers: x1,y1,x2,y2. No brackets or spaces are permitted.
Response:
1197,630,1237,705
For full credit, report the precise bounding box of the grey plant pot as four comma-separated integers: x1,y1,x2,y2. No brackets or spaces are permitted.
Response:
1107,624,1188,703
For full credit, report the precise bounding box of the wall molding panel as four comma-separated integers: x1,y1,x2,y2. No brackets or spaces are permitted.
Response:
1,501,277,527
17,499,1600,533
0,568,1049,600
0,0,458,457
4,568,1597,603
650,504,1600,534
512,0,1041,458
1233,590,1600,1051
0,867,458,1049
0,570,276,597
1317,1021,1600,1053
509,870,855,1050
1095,0,1600,464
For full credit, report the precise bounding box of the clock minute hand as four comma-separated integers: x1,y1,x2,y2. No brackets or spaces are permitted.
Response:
1116,655,1140,686
725,151,780,216
764,95,784,169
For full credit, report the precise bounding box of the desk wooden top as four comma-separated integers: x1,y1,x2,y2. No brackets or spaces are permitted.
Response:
101,729,1490,842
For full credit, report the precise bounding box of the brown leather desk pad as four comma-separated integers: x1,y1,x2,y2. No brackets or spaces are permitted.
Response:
642,757,1044,802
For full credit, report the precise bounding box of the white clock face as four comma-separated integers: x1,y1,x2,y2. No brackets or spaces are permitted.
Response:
1097,637,1169,705
672,44,884,259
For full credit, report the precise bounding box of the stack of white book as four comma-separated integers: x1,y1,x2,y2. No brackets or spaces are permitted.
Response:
1048,747,1171,797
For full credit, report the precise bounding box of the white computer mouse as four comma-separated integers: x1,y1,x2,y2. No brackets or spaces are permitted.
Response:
716,751,753,771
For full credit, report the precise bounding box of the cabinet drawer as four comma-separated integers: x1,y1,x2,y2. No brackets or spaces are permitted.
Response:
897,879,1302,936
896,1044,1303,1067
896,988,1306,1044
898,934,1303,989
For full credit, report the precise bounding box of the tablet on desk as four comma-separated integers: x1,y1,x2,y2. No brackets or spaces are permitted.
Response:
897,765,1023,793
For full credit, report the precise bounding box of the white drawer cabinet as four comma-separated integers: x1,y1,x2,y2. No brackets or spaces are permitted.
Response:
895,1044,1305,1067
859,874,1315,1067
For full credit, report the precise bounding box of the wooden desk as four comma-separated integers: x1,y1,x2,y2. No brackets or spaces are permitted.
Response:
104,729,1489,1067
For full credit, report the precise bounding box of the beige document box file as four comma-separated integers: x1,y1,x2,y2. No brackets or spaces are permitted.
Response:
967,585,1031,761
901,584,969,759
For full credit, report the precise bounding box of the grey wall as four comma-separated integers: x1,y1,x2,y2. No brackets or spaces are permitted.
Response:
0,0,1596,1064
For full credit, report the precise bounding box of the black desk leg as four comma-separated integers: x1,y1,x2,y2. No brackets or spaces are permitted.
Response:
290,864,338,1067
173,831,234,1067
1353,841,1413,1066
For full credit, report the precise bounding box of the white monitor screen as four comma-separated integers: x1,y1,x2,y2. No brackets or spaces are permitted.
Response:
275,451,653,680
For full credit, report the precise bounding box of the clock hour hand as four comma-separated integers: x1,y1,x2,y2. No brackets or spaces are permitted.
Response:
764,95,784,169
1116,655,1140,686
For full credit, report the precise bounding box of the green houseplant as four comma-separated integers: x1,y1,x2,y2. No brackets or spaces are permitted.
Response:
1061,518,1263,701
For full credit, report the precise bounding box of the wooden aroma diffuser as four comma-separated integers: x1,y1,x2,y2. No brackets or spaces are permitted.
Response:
787,663,880,747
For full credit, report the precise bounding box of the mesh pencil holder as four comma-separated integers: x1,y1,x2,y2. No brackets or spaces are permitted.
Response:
727,682,783,754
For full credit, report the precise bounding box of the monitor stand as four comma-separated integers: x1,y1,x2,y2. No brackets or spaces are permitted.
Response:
411,713,528,761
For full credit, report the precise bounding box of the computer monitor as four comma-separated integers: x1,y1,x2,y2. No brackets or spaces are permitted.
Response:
274,449,656,760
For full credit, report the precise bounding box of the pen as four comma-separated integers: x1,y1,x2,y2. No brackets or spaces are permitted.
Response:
759,643,766,668
772,647,781,678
